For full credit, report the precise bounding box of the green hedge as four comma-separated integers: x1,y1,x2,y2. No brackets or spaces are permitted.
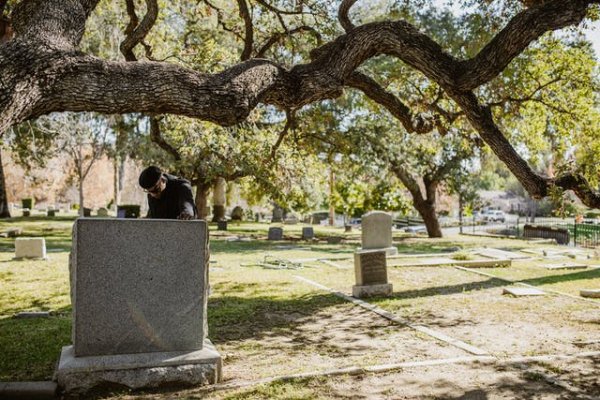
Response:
21,198,34,210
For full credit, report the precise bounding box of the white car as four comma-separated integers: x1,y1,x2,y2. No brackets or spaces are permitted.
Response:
484,210,506,223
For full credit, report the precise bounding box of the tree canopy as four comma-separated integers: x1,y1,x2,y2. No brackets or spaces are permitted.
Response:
1,0,600,209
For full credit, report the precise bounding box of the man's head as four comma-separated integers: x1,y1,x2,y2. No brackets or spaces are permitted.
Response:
139,166,166,198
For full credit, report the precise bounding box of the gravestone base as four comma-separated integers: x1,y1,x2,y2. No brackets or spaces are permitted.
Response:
55,340,222,396
359,246,398,256
352,283,393,298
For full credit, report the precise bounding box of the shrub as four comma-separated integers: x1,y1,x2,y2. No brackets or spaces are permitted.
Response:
21,198,34,210
231,206,244,221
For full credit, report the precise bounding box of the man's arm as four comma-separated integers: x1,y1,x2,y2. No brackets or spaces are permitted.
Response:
146,195,154,218
178,182,197,220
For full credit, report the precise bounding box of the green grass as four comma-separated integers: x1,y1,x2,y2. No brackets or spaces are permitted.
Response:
0,316,71,380
0,216,599,394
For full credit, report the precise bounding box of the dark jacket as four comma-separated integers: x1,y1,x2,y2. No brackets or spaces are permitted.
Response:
147,174,197,219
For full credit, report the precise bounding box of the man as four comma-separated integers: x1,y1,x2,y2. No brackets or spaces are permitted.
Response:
139,166,197,220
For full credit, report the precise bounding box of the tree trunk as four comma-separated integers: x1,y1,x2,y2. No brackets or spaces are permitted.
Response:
458,192,463,234
414,199,442,238
113,158,118,209
77,153,84,217
328,168,335,226
212,177,226,222
0,148,11,218
78,180,84,217
195,182,210,220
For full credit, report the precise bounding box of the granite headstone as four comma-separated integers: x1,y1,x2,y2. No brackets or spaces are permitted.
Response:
352,249,393,297
301,227,314,240
56,218,221,394
268,227,283,240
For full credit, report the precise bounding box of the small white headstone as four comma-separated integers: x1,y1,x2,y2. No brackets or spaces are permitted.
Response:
15,237,46,259
474,248,529,260
502,287,545,296
361,211,397,255
580,289,600,299
544,263,588,270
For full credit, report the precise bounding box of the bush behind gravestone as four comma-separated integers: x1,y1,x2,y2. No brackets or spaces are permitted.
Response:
21,198,34,210
231,206,244,221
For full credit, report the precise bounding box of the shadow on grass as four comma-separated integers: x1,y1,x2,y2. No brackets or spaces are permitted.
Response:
208,289,346,343
384,277,507,301
120,357,600,400
0,309,72,381
380,267,600,304
210,238,357,256
521,268,600,286
0,215,77,223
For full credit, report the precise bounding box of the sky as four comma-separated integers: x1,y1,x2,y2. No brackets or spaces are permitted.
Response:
585,25,600,59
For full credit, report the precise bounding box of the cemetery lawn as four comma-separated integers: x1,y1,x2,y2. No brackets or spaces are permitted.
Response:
0,218,599,399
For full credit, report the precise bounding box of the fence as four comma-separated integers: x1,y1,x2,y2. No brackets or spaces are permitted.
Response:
463,215,600,248
394,216,425,229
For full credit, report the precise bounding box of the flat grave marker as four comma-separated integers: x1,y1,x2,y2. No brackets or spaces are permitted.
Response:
580,289,600,299
503,287,546,296
474,248,529,260
544,263,588,270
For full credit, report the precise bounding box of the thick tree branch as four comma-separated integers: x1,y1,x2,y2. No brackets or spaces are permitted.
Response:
455,0,592,90
2,0,600,208
449,89,600,208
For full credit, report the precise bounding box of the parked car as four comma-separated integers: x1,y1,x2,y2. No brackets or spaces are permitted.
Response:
484,210,506,223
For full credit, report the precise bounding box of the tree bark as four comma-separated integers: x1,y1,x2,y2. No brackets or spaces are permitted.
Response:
414,197,443,238
0,147,11,218
389,163,443,238
212,177,226,222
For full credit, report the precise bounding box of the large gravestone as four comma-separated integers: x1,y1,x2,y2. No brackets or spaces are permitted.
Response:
55,219,221,395
352,249,393,297
361,211,397,255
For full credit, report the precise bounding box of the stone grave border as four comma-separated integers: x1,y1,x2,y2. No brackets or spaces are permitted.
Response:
453,266,600,304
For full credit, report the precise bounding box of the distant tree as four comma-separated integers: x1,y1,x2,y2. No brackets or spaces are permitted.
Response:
33,113,111,216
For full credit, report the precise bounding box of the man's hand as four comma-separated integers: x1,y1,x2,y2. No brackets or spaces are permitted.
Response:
178,212,194,220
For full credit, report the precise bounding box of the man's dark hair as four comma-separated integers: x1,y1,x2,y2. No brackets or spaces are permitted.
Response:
139,166,163,189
